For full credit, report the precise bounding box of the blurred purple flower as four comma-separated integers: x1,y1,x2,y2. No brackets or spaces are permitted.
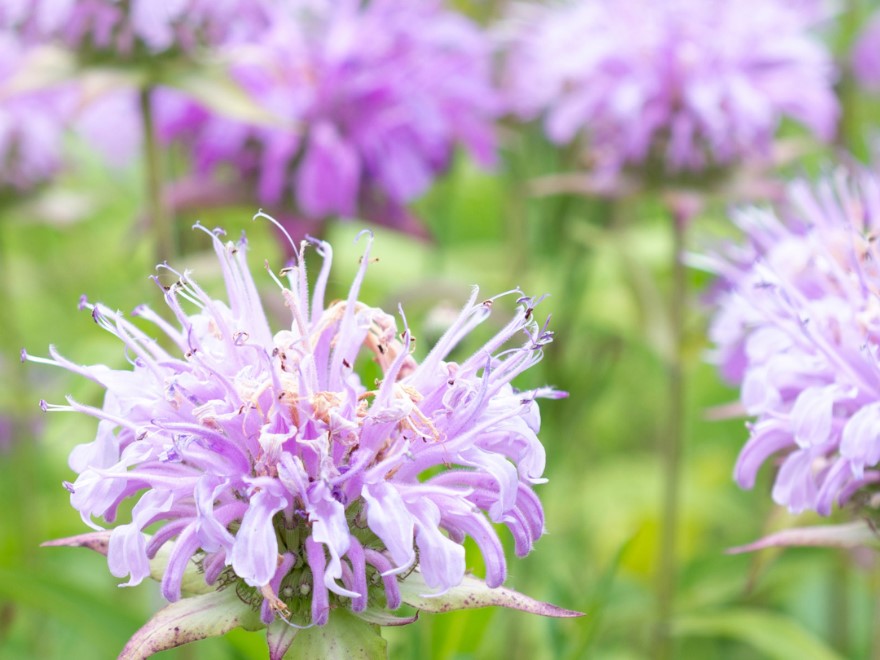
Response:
26,222,561,627
157,0,498,226
2,0,273,54
0,34,73,191
703,171,880,515
500,0,838,182
853,11,880,92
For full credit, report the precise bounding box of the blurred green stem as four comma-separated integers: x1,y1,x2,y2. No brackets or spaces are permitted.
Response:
829,554,850,656
139,85,175,267
836,0,862,156
653,203,688,659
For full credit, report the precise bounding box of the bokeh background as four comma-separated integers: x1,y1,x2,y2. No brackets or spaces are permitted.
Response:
2,1,880,658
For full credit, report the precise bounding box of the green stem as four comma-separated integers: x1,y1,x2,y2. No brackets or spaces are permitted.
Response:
652,205,687,659
871,564,880,658
836,0,863,156
0,215,40,566
139,85,175,267
829,554,850,656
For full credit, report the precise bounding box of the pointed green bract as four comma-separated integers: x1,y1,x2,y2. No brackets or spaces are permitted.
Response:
285,609,386,660
119,588,263,660
398,571,584,618
267,619,300,660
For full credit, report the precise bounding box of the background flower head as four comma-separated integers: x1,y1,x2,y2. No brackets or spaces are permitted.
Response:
705,171,880,515
500,0,838,183
157,0,498,225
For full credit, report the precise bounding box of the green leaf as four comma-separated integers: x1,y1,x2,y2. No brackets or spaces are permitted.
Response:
673,608,845,660
118,587,263,660
286,609,386,660
728,521,879,553
398,571,584,618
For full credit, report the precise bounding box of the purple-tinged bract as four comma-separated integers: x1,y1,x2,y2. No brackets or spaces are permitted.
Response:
157,0,497,223
704,171,880,515
26,222,560,627
500,0,838,182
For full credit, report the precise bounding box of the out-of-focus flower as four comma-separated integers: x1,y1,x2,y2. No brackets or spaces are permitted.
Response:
853,11,880,92
27,221,574,655
702,171,880,515
158,0,497,228
0,34,73,192
2,0,273,55
500,0,838,184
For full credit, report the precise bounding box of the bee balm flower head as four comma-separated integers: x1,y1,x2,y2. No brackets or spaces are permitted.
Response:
501,0,838,186
705,171,880,516
27,218,577,657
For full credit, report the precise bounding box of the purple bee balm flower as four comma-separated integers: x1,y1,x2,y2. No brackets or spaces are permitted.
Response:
0,34,73,191
27,219,573,654
157,0,498,224
853,11,880,92
4,0,273,55
703,171,880,515
500,0,838,184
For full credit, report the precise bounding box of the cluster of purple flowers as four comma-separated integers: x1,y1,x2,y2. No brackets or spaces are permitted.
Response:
500,0,838,181
1,0,273,55
157,0,497,224
706,172,880,514
26,225,561,625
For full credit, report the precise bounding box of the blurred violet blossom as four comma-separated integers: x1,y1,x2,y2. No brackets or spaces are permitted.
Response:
1,0,274,54
0,34,74,192
26,221,570,651
703,171,880,515
157,0,498,231
853,10,880,91
500,0,838,183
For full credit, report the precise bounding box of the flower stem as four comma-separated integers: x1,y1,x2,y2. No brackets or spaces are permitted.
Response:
0,214,40,564
139,85,175,266
653,204,688,659
829,555,850,656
